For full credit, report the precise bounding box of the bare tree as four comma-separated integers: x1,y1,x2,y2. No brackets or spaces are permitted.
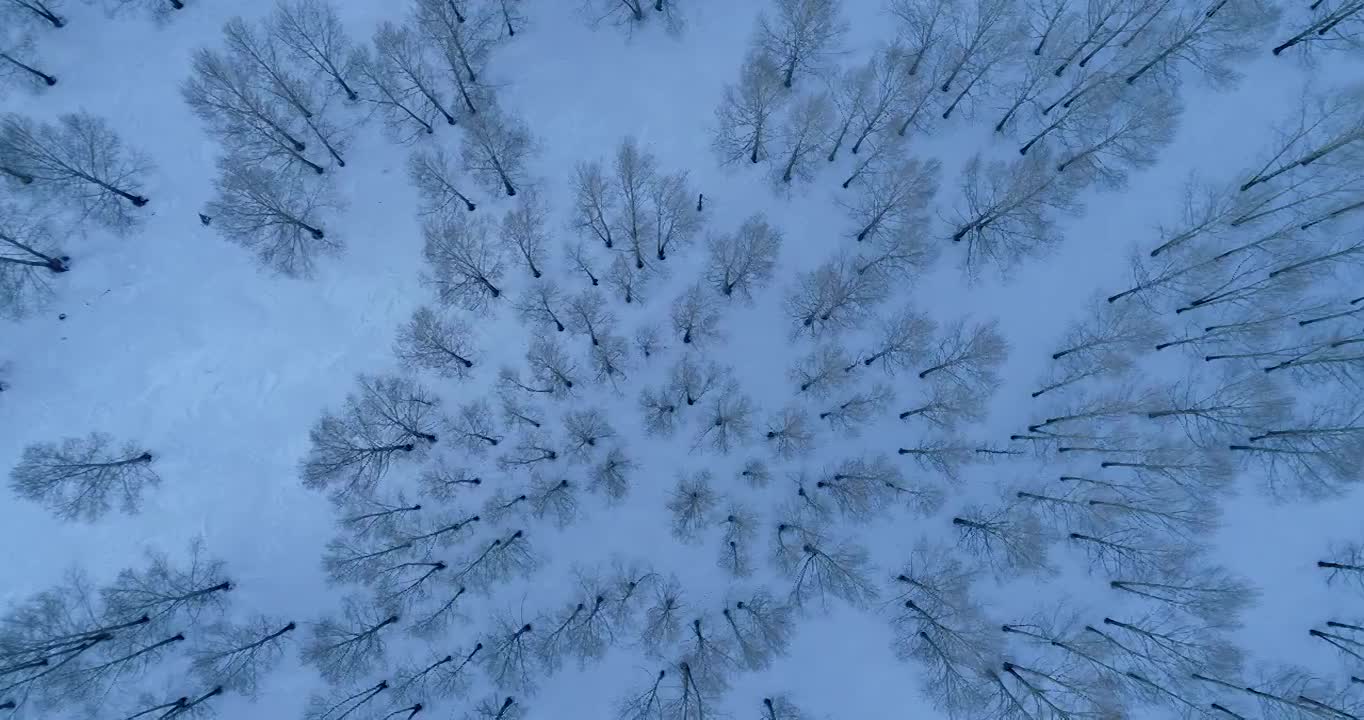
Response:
447,398,503,455
465,695,523,720
1230,399,1364,500
302,598,399,685
819,383,894,436
668,353,727,407
394,306,476,379
638,577,686,657
349,46,435,141
840,159,941,249
479,613,536,695
1123,0,1280,87
770,92,831,186
715,505,758,578
336,491,422,540
949,149,1083,276
499,190,548,278
712,49,787,165
414,0,495,115
895,437,977,483
670,281,724,346
611,137,658,270
222,16,348,168
206,156,338,277
680,616,740,693
188,616,295,698
528,476,579,529
567,288,618,346
102,538,232,634
272,0,358,101
935,0,1018,96
569,159,617,249
301,374,441,500
1148,373,1291,448
0,204,65,319
564,407,615,461
764,406,815,458
3,0,65,29
918,316,1007,397
525,334,578,396
183,48,325,174
667,471,718,543
302,679,390,720
756,0,848,88
789,343,852,397
1111,559,1258,626
513,280,567,333
783,250,889,337
408,146,477,216
419,459,481,501
1,27,57,90
1273,1,1364,56
0,571,154,713
590,447,635,502
694,383,755,454
564,239,602,288
605,254,650,305
1055,88,1180,188
0,112,151,231
461,100,533,197
725,591,793,671
391,643,481,704
888,547,996,717
904,207,966,271
1320,540,1364,593
9,432,157,523
497,433,560,473
900,378,984,428
423,212,506,310
370,21,456,127
651,169,701,262
783,530,877,611
855,303,934,374
704,214,782,301
952,496,1050,577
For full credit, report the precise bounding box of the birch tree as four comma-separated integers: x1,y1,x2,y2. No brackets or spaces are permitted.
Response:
770,92,831,187
272,0,359,102
713,50,786,165
0,204,65,319
183,48,325,174
206,156,338,277
500,190,548,278
756,0,848,88
838,158,941,244
222,15,348,168
0,112,152,231
949,149,1083,276
302,598,399,685
1123,0,1281,87
704,214,782,300
783,250,888,337
462,100,533,197
300,374,442,500
9,433,158,523
188,616,295,697
408,146,477,216
394,307,476,379
422,212,506,310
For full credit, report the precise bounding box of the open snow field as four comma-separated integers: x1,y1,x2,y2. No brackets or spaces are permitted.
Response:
3,0,1363,718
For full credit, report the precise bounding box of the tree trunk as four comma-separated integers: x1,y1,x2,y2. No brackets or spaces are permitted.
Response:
1,53,57,86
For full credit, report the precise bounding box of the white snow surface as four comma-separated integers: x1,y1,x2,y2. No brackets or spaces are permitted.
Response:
2,1,1362,719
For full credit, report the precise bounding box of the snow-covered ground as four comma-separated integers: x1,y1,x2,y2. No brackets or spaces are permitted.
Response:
3,0,1363,719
